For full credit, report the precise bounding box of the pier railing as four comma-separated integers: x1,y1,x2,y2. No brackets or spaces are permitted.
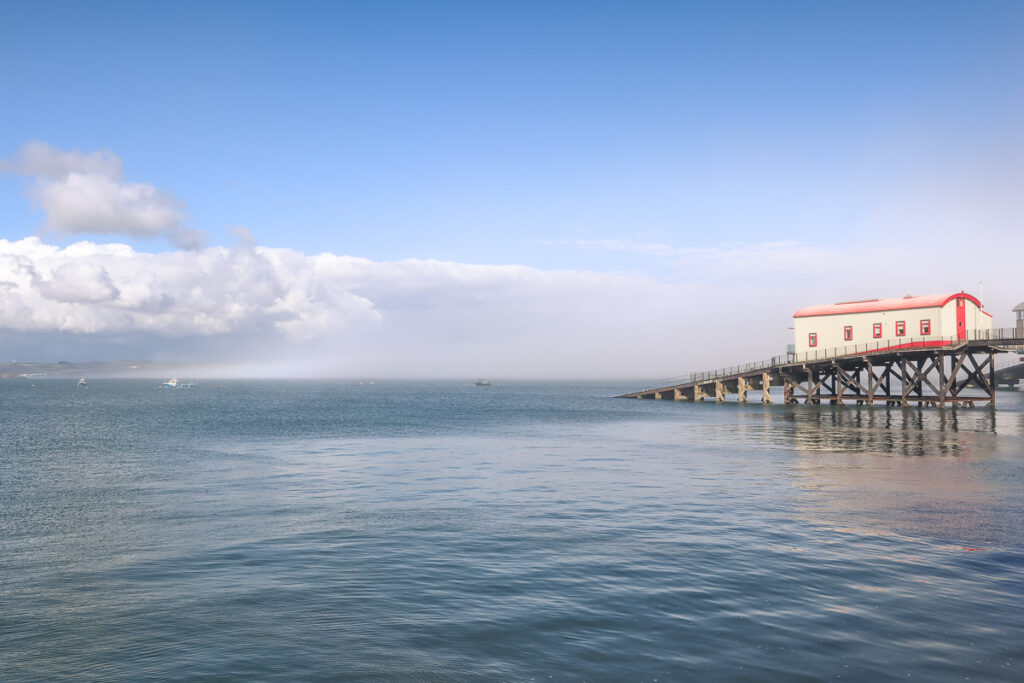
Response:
682,327,1022,386
689,357,785,383
974,327,1023,341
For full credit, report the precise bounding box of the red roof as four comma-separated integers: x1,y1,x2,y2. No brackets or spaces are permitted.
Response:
793,293,982,318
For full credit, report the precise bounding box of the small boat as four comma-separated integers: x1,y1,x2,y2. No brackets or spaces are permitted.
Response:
77,377,88,387
473,378,492,386
161,377,194,389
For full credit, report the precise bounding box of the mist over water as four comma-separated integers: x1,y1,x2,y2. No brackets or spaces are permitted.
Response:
3,380,1023,681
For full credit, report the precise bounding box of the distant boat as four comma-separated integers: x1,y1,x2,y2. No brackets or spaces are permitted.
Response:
77,377,88,387
161,377,194,389
474,378,492,386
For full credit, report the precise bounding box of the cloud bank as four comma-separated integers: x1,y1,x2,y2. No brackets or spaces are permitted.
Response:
0,235,817,378
1,141,205,249
0,237,378,339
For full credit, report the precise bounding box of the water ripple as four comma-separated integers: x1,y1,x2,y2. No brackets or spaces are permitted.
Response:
2,381,1023,681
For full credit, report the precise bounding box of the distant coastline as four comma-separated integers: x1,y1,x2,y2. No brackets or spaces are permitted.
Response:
0,360,180,379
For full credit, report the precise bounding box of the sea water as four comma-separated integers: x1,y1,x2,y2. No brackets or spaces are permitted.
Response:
2,380,1022,681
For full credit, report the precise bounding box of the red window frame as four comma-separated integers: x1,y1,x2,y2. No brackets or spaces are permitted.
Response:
808,332,818,348
896,321,906,336
843,326,853,341
920,319,931,335
872,322,882,338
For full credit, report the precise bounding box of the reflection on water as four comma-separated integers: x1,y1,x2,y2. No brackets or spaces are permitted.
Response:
781,402,1024,548
788,404,997,457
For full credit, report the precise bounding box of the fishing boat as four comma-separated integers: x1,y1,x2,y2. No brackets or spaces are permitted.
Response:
77,377,87,387
474,378,492,386
161,377,194,388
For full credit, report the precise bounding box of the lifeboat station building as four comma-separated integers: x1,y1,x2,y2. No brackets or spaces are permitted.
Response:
792,293,992,356
621,291,1020,406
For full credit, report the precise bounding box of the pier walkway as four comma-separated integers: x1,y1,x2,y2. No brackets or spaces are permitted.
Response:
619,329,1024,408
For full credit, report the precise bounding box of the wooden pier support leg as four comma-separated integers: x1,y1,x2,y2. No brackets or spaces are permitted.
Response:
762,372,772,404
900,357,910,407
989,351,996,408
715,381,725,402
921,358,929,405
737,376,750,403
938,354,947,408
865,360,874,406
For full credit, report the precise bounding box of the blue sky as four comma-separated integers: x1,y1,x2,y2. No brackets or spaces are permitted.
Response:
1,1,1022,376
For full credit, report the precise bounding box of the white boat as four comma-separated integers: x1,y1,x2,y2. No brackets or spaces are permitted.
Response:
77,377,88,387
161,377,194,388
474,378,492,386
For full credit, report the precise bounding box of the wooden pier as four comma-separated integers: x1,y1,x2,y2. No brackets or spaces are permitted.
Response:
619,331,1024,408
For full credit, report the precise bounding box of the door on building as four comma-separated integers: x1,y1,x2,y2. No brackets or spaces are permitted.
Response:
956,296,966,340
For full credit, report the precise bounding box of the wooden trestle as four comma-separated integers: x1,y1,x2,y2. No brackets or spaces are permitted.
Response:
618,343,1013,408
781,348,995,407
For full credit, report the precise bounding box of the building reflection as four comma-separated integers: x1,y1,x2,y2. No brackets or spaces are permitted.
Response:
783,405,1018,547
786,405,996,458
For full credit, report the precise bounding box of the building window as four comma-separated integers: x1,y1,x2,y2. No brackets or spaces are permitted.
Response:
843,326,853,341
873,322,882,338
921,319,931,335
808,333,818,348
896,321,906,336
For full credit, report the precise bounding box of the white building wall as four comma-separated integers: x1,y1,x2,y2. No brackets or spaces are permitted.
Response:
792,298,991,354
794,307,943,353
937,300,992,337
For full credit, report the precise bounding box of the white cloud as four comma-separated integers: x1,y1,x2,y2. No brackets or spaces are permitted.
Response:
0,237,377,339
0,141,123,179
0,236,786,378
36,262,120,304
229,225,255,245
1,141,204,249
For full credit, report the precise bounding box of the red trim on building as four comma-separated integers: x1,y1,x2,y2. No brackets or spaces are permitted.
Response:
956,297,966,341
793,293,983,318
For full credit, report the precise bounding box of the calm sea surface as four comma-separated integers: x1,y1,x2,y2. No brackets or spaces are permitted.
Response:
2,380,1023,681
